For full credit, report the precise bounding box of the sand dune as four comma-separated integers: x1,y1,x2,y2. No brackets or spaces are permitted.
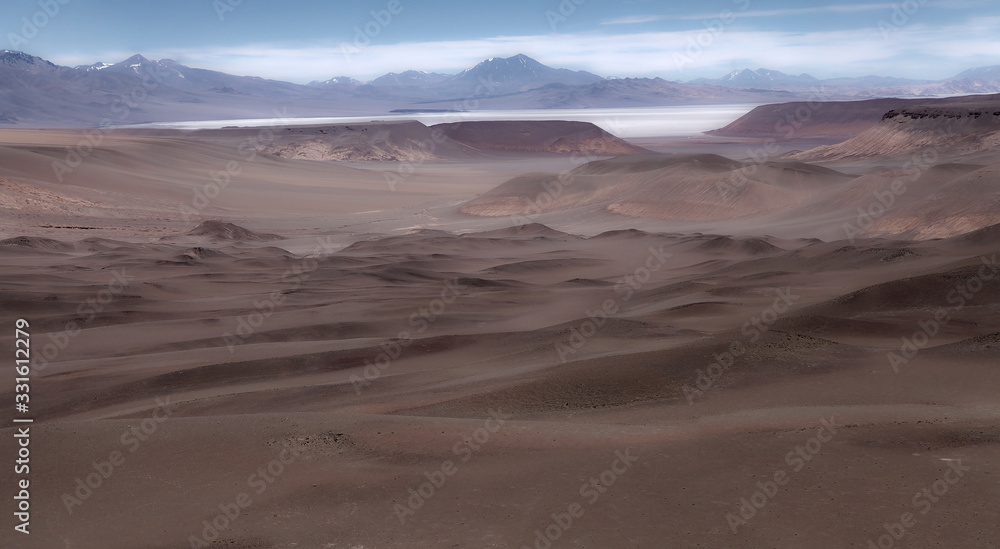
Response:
860,162,1000,238
460,153,855,221
4,218,999,548
2,115,1000,549
460,115,1000,239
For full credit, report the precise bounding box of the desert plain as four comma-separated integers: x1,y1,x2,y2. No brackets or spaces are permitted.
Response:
1,98,1000,549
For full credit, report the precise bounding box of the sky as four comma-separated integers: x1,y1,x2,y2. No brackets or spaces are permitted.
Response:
6,0,1000,83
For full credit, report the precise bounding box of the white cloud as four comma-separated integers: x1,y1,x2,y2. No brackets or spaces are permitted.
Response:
669,3,896,20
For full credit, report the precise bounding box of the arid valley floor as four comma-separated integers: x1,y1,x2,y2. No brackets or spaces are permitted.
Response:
2,103,1000,548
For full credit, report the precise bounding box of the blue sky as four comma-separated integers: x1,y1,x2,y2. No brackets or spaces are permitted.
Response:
7,0,1000,83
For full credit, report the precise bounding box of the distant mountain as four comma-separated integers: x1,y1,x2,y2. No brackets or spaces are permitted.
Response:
409,77,797,110
689,67,966,94
368,70,449,88
952,65,1000,82
0,51,610,126
99,54,191,88
337,54,604,100
449,54,603,94
2,49,999,128
308,76,361,87
0,50,183,125
821,75,928,88
935,65,1000,94
76,61,112,72
1,49,60,73
112,55,318,99
691,68,819,89
0,51,374,126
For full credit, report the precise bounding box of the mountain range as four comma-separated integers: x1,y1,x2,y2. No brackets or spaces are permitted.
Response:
690,66,1000,96
1,50,999,127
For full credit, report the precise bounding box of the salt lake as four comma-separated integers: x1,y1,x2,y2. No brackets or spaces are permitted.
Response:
126,105,758,139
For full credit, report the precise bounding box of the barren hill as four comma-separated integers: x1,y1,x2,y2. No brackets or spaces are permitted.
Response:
185,220,285,242
709,97,914,139
711,93,1000,141
793,95,1000,161
433,120,651,155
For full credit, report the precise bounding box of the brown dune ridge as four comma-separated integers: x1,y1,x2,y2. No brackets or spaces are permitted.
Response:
3,122,999,244
3,218,1000,548
460,143,1000,239
459,153,855,220
859,163,1000,239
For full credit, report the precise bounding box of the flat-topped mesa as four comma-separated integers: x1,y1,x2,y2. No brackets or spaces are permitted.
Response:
432,120,651,156
710,98,915,140
712,93,1000,143
793,95,1000,162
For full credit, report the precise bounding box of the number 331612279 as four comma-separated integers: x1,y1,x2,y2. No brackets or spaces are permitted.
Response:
15,319,30,407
